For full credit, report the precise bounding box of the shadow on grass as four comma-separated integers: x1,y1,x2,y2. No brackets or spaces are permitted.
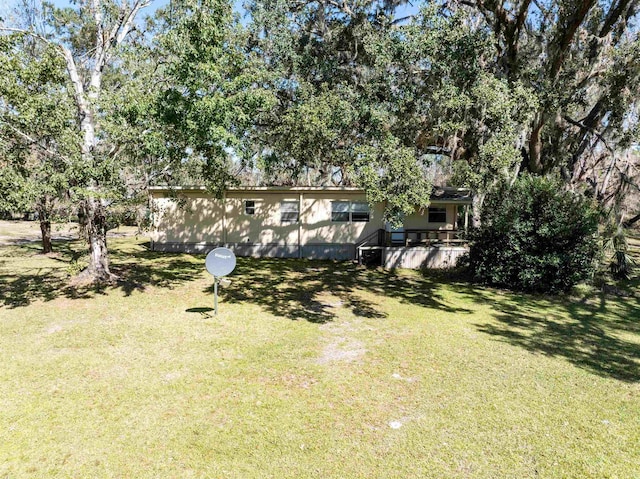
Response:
1,239,468,324
215,258,471,324
0,239,203,308
186,307,214,318
3,238,638,382
458,287,640,382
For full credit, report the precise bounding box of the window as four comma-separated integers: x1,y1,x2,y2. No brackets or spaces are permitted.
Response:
244,200,255,215
280,201,299,223
331,201,350,222
428,207,447,223
351,202,370,222
332,201,370,222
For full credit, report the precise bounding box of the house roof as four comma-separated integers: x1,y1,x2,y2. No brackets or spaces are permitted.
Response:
149,185,362,193
430,187,473,203
149,185,473,204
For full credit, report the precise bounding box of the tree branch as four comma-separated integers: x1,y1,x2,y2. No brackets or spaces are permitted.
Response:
0,26,54,49
0,119,73,165
549,0,597,79
116,0,151,45
563,114,612,152
90,0,105,50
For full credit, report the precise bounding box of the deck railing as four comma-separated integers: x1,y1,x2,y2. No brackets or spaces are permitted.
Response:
356,228,468,265
385,229,467,247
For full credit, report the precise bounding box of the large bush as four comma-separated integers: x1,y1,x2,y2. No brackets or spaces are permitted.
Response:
466,175,600,293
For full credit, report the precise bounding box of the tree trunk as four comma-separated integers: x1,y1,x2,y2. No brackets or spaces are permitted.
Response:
472,191,485,228
40,218,52,254
528,117,544,173
36,197,53,254
78,197,115,282
22,1,150,283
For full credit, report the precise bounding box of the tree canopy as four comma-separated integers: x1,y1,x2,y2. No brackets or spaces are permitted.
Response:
1,0,639,281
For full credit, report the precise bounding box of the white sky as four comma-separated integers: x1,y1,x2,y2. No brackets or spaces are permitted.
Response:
0,0,249,23
1,0,420,25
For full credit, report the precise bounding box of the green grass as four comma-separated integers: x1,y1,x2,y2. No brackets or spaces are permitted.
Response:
0,220,77,242
0,234,638,478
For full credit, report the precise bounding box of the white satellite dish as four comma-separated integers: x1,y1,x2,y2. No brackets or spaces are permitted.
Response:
206,247,236,277
205,247,236,315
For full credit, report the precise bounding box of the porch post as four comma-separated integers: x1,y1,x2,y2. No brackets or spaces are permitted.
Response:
464,205,469,233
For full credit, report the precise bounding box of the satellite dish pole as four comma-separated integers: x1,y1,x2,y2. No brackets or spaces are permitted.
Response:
214,276,219,316
205,247,237,315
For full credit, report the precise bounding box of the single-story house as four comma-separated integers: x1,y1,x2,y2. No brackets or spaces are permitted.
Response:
149,186,472,269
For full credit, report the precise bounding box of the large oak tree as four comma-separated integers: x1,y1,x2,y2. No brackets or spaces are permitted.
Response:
1,0,154,281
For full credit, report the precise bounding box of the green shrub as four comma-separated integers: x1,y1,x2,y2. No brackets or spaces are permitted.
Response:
465,175,600,293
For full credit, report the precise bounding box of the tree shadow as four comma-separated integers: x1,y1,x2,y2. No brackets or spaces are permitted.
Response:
217,258,471,324
1,236,474,322
463,288,640,382
4,237,637,382
0,238,203,308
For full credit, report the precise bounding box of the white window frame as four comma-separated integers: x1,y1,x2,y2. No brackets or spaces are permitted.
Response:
280,200,299,223
331,201,370,223
244,200,255,215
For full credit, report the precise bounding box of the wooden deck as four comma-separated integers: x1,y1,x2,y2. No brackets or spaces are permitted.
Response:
356,228,468,268
387,229,467,247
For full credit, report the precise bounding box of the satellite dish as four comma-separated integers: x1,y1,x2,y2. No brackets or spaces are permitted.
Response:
206,247,236,277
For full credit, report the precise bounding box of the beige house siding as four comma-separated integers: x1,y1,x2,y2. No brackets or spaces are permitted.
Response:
402,204,457,230
152,189,386,248
150,187,471,262
225,192,300,246
301,192,385,245
151,194,224,244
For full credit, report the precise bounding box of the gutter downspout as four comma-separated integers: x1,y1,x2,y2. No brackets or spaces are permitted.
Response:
298,192,303,258
222,191,227,246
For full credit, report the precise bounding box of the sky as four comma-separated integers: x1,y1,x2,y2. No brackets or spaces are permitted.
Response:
1,0,420,26
1,0,251,23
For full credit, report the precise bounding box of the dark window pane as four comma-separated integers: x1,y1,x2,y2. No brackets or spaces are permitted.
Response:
331,201,350,222
351,202,369,222
351,212,370,222
332,212,350,222
245,200,255,215
428,207,447,223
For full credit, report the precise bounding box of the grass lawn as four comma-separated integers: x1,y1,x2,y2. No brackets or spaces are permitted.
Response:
0,231,638,478
0,220,78,244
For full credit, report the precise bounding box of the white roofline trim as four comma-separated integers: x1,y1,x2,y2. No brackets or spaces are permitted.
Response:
148,185,364,193
149,185,473,203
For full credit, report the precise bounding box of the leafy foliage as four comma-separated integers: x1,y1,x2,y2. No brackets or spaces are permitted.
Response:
466,175,600,293
156,0,275,195
355,137,432,226
242,0,436,221
0,34,80,251
0,36,79,208
603,219,635,280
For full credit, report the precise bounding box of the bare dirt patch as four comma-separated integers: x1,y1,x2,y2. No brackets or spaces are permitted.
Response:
317,337,366,364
